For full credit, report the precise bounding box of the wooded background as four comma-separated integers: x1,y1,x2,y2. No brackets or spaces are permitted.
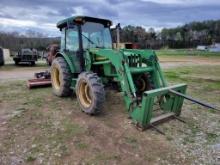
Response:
0,19,219,51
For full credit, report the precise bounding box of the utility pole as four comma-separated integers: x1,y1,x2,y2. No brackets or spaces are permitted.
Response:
116,23,121,50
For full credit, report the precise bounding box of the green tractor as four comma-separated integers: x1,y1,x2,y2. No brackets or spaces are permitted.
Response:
51,16,188,129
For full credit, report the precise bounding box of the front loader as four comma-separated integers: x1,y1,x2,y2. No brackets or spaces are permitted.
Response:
50,16,217,129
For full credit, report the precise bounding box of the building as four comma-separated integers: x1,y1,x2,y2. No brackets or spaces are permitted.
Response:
209,43,220,52
196,45,208,51
3,49,10,61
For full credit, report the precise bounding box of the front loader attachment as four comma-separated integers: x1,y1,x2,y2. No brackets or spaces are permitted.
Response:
112,49,189,129
130,84,187,128
89,48,189,129
89,48,218,130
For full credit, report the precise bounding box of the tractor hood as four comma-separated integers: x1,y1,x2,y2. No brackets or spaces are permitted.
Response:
88,48,156,59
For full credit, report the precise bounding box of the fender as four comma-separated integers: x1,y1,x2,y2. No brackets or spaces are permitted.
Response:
55,52,75,73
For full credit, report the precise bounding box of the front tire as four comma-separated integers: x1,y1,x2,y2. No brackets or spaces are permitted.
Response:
51,57,72,97
76,72,105,115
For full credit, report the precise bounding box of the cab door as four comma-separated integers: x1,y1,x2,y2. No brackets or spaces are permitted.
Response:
62,26,81,73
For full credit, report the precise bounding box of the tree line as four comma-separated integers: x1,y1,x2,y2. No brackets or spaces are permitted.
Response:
0,30,59,51
112,19,220,49
0,19,219,51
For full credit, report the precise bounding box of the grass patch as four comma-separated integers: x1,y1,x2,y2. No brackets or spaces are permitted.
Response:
164,65,220,91
166,136,173,141
62,120,84,138
39,119,85,144
75,141,89,149
88,153,121,164
0,64,17,71
124,136,138,144
205,82,220,91
206,133,218,143
124,136,138,149
0,62,48,71
156,49,220,57
164,71,180,80
26,154,37,162
183,136,195,144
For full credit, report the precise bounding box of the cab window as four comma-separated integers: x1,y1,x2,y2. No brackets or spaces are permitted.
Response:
60,29,65,51
66,27,79,51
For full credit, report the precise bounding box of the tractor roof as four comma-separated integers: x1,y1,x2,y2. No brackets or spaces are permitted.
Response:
57,16,112,29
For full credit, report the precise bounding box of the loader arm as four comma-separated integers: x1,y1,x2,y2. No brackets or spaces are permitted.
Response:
89,48,187,128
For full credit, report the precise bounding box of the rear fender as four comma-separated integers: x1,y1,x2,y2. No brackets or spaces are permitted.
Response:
55,52,75,73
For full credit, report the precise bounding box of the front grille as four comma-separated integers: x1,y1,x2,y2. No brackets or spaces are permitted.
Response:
127,54,142,67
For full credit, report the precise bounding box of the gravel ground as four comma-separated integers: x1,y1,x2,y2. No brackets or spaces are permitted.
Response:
0,57,219,164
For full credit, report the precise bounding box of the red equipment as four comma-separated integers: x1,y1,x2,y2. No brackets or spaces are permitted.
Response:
27,71,51,89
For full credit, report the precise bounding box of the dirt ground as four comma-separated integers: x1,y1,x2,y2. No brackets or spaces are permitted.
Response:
1,56,220,80
0,62,48,80
0,56,220,164
160,55,220,69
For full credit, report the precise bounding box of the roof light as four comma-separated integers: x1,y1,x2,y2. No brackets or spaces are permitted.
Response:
74,18,83,23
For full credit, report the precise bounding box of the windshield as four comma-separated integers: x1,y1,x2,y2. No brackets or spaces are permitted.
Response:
81,22,112,49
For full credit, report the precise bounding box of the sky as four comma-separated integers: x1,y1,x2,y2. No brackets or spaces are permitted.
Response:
0,0,220,37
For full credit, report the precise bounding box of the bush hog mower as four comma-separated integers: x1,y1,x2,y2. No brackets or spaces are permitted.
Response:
27,71,51,89
49,16,218,130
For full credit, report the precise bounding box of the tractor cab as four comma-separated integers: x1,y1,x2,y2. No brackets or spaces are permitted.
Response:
57,16,112,71
57,16,112,50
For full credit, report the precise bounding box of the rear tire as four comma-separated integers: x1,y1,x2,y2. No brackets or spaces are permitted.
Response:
15,62,18,65
14,60,19,65
0,61,4,66
31,61,35,66
76,72,105,115
0,48,4,66
51,57,72,97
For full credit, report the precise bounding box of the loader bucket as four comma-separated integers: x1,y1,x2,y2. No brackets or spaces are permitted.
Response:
130,84,187,128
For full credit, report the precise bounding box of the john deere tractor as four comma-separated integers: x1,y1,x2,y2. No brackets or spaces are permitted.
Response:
51,16,188,129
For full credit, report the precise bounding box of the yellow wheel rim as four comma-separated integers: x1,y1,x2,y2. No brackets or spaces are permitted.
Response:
52,66,61,90
78,80,92,108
